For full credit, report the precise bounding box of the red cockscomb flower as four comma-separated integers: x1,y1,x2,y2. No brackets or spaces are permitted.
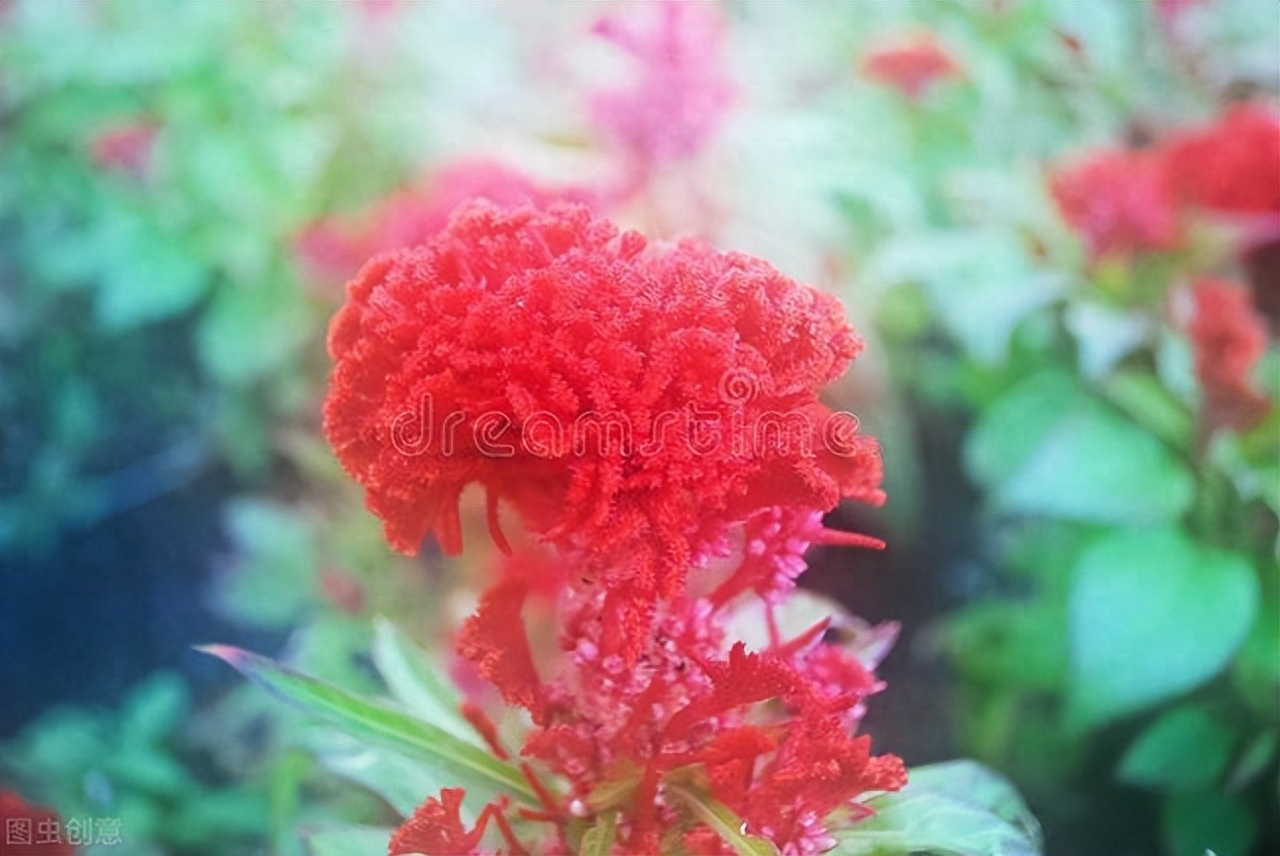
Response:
0,791,75,856
589,0,734,172
1187,277,1270,431
1050,148,1181,260
860,34,960,100
324,201,883,645
297,159,593,281
1163,104,1280,217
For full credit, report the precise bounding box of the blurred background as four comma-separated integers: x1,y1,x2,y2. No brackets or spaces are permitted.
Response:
1,1,1276,855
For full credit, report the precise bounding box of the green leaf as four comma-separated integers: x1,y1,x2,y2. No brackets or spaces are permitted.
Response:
371,617,480,747
1065,302,1150,381
198,645,538,806
1117,705,1234,791
196,278,314,386
1161,791,1256,856
831,761,1041,856
945,598,1067,692
119,672,189,746
216,499,317,628
579,810,619,856
905,761,1040,836
667,785,778,856
865,229,1065,365
96,217,210,331
966,372,1195,524
1226,729,1278,791
1067,528,1259,728
305,727,464,818
301,824,395,856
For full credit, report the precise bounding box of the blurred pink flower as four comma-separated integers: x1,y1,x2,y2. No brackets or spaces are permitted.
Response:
1050,148,1181,260
89,121,157,177
295,158,593,283
588,0,735,173
1187,277,1270,431
1163,103,1280,218
860,34,960,100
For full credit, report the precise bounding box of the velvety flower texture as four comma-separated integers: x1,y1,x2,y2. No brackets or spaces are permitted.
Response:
324,201,884,639
860,34,960,99
1051,148,1181,260
1188,277,1271,431
1163,104,1280,217
589,0,734,171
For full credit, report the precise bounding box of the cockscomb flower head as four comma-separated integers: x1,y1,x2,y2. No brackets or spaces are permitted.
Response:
324,200,883,641
1050,148,1181,260
860,34,960,100
1163,104,1280,218
1187,277,1271,431
589,0,734,172
297,158,593,280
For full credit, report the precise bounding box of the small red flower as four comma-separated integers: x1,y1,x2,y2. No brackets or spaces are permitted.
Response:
589,0,734,171
1050,148,1181,260
324,201,882,633
0,791,75,856
860,34,960,100
89,122,157,177
1163,104,1280,217
1187,277,1270,431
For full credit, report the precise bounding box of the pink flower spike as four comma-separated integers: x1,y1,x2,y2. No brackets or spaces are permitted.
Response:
589,0,735,171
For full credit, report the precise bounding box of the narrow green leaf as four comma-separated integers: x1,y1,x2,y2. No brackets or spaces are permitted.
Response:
371,617,480,746
580,810,619,856
668,785,778,856
198,646,537,806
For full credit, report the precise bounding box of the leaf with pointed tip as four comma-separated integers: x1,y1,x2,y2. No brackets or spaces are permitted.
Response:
831,761,1041,856
371,617,479,746
198,645,536,806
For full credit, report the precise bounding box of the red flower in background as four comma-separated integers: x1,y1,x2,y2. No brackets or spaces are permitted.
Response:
860,34,960,100
1187,277,1270,431
1051,148,1182,260
89,122,157,177
324,201,882,640
297,159,593,280
589,0,734,172
1163,104,1280,218
0,792,75,856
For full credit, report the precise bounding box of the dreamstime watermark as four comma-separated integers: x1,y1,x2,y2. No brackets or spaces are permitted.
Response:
388,369,868,459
